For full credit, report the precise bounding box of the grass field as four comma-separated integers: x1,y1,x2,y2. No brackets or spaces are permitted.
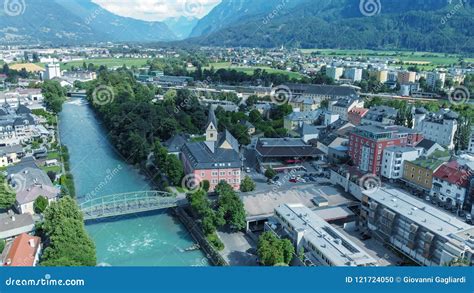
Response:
59,58,151,71
204,62,303,79
300,49,473,70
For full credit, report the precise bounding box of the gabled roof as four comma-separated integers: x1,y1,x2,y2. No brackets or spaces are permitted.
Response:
433,161,471,188
206,107,218,130
163,134,188,153
4,233,40,267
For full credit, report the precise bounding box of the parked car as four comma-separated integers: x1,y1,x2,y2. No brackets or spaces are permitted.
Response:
289,178,298,183
466,214,472,224
425,195,431,201
245,167,251,173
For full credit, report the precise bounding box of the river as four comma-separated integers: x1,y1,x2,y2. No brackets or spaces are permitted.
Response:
59,98,208,266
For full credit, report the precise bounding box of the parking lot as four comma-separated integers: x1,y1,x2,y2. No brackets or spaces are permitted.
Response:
242,182,358,220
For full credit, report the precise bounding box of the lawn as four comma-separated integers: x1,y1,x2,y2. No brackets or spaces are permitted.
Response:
204,62,303,79
32,58,151,71
41,165,62,173
47,151,60,160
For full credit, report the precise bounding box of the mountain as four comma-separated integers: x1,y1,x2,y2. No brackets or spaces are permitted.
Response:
189,0,308,38
0,0,176,45
189,0,474,53
164,16,199,40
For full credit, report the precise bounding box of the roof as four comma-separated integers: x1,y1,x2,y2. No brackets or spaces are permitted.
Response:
299,123,321,136
362,106,398,122
163,134,188,153
275,204,376,266
15,184,60,205
205,107,218,130
7,157,39,175
4,233,40,267
407,156,447,171
0,144,23,156
0,213,34,236
364,187,471,239
349,107,369,116
286,84,358,98
285,110,321,122
256,138,324,158
433,161,471,188
415,139,439,150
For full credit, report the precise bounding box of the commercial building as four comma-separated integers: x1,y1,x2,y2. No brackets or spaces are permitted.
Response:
360,187,473,266
285,84,358,103
381,146,423,180
43,63,61,80
361,106,398,127
348,125,423,175
256,138,324,167
270,204,377,266
413,108,458,150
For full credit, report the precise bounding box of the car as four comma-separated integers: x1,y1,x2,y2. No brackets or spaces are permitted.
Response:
361,234,372,241
298,178,307,183
466,214,472,223
245,167,251,173
425,196,431,201
289,178,298,183
274,176,280,181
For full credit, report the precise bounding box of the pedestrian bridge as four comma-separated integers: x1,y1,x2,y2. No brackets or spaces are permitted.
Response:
79,191,186,221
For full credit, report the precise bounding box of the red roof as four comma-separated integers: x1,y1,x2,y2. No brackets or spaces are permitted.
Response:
433,161,471,188
349,107,369,116
4,233,41,267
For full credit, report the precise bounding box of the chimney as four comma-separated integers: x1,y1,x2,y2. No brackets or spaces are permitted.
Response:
28,239,35,248
11,215,15,221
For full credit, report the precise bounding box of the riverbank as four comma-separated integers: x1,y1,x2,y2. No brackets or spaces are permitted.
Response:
59,98,209,266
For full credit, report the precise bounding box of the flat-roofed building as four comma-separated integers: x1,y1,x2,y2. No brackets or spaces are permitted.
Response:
360,187,474,266
270,204,377,267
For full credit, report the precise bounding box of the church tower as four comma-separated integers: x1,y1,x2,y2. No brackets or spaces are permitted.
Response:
205,107,218,142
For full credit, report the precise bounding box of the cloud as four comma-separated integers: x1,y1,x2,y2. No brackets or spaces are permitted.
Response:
92,0,221,21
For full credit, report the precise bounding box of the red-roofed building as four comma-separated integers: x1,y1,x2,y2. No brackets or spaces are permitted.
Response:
2,233,41,267
348,108,369,126
431,161,472,208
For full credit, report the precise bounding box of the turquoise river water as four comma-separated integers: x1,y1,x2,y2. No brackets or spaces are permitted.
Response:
59,98,208,266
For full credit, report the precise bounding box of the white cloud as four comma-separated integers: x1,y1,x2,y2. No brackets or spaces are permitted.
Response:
92,0,221,21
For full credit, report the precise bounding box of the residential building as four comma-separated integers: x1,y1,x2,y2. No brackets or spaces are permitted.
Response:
298,124,321,143
468,128,474,154
399,83,420,96
240,120,256,135
348,108,369,126
402,152,449,193
361,106,398,127
10,167,60,214
397,71,416,84
326,66,344,80
372,70,388,83
431,161,471,208
0,144,23,167
328,97,364,121
0,103,37,146
413,108,458,150
0,212,35,239
284,110,321,131
415,139,446,157
360,187,474,266
349,125,423,174
426,71,446,89
181,109,241,191
289,96,318,112
1,233,41,267
163,134,188,156
381,146,423,180
344,68,363,82
43,63,61,80
323,112,339,126
269,204,377,267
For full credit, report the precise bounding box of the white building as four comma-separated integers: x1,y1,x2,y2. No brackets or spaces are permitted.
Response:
328,98,364,121
431,161,471,208
326,66,344,81
43,63,61,80
469,128,474,153
413,108,458,150
270,204,378,267
381,146,423,180
426,72,446,89
360,187,474,266
344,68,363,82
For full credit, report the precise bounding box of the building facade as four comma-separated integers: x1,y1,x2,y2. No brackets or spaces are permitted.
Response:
381,146,422,180
431,161,471,209
413,108,458,150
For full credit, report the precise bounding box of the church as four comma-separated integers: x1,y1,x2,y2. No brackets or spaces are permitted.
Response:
180,108,242,191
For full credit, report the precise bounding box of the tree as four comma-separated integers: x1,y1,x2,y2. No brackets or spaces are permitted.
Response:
164,155,184,186
0,176,15,209
216,182,246,231
202,180,210,192
257,232,295,266
34,196,49,214
264,167,277,180
41,196,96,266
240,176,256,192
42,80,66,113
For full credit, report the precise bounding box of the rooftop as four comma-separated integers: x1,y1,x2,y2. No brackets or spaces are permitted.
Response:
275,204,377,266
3,233,40,267
364,187,471,239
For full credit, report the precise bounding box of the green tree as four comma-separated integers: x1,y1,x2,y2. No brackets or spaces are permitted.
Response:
0,176,15,209
41,196,96,267
216,182,246,231
42,80,66,113
240,176,256,192
257,232,295,266
164,155,184,186
264,167,277,180
202,180,210,192
34,195,49,214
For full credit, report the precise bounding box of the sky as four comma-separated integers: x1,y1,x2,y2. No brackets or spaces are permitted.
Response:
92,0,222,21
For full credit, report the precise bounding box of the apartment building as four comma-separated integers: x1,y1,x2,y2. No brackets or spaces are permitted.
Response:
413,108,458,150
381,146,423,180
360,187,473,266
